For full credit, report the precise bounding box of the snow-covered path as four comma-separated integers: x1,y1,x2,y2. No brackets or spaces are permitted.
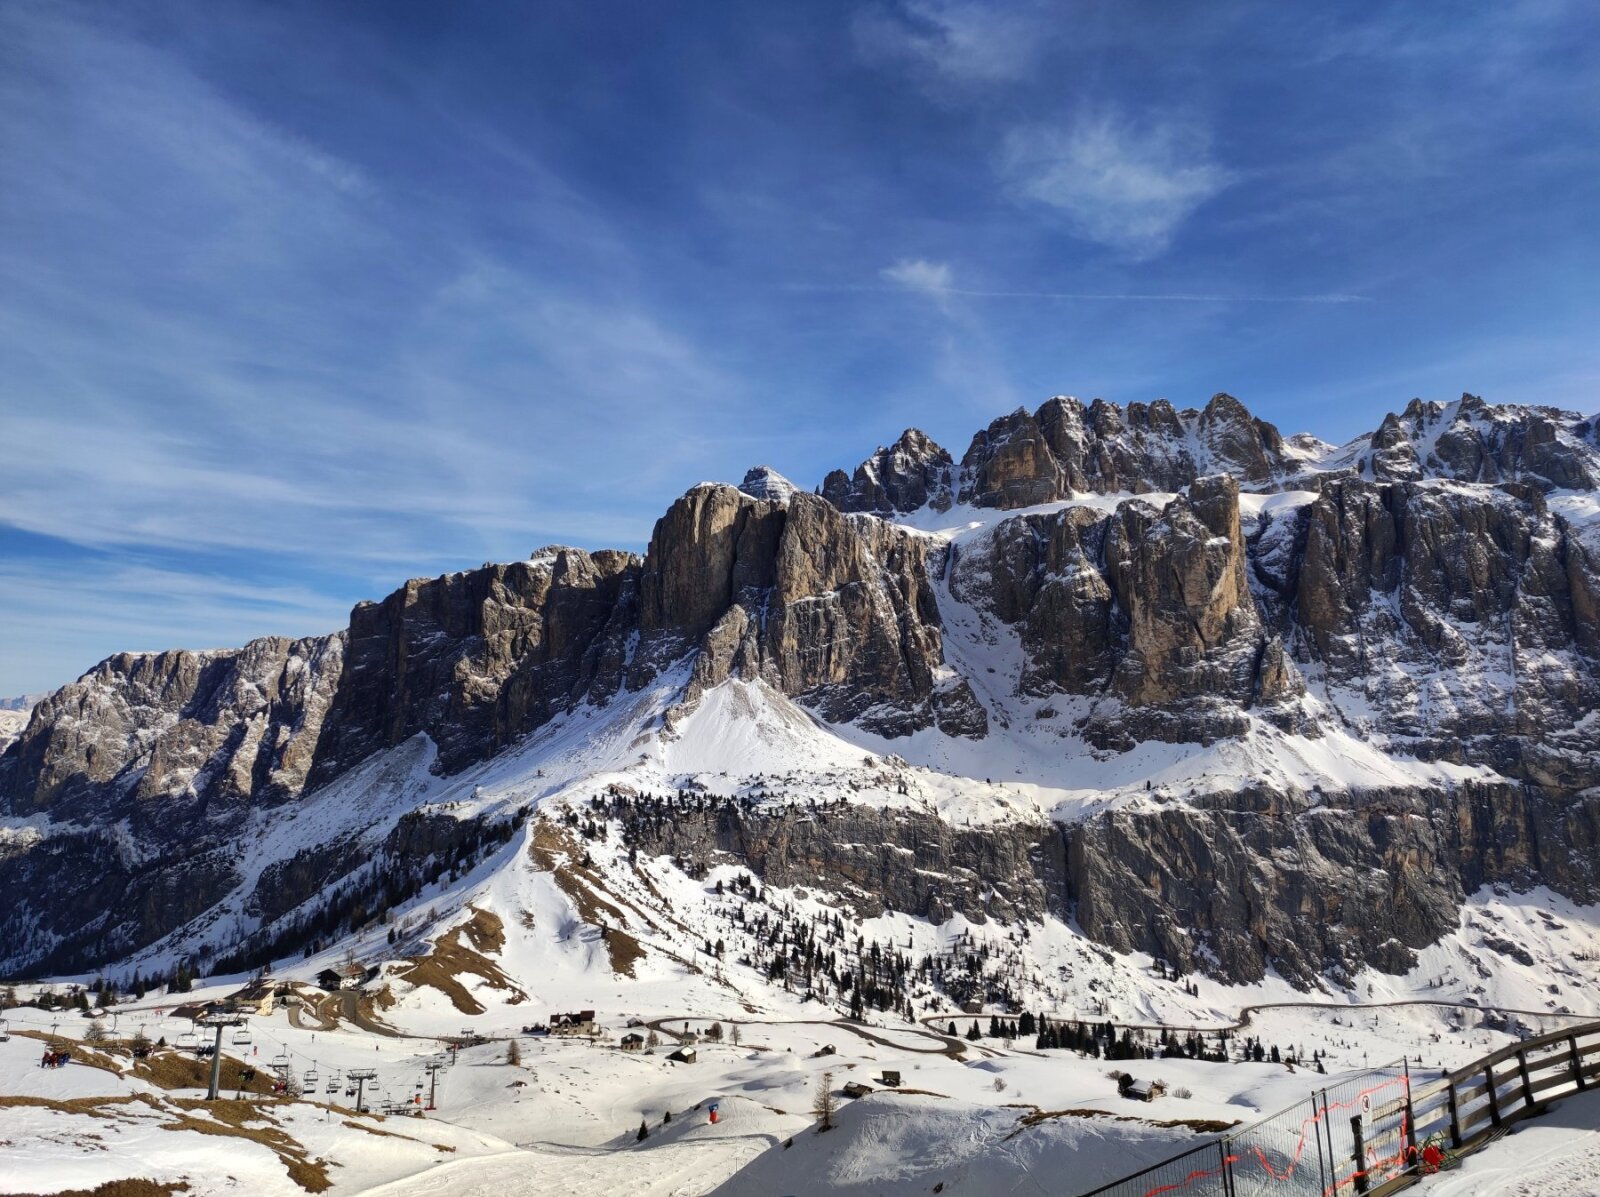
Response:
1415,1089,1600,1196
351,1134,782,1196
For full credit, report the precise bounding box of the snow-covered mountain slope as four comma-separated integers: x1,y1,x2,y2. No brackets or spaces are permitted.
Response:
2,655,1597,1196
0,707,27,753
1,392,1597,1015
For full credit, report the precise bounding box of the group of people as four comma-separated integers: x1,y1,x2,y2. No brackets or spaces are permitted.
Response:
38,1048,71,1068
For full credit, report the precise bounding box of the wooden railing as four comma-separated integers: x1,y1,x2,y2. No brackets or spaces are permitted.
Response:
1077,1020,1600,1197
1370,1019,1600,1195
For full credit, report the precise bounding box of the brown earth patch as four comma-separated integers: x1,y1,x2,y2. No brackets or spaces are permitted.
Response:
9,1181,191,1197
458,906,505,953
1010,1107,1239,1138
160,1099,330,1192
339,1119,456,1153
394,911,528,1015
134,1051,278,1096
530,823,646,977
0,1093,142,1116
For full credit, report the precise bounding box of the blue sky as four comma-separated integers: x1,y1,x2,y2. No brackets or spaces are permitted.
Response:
2,0,1598,695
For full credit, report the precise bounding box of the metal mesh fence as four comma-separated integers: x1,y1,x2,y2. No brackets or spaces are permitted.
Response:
1077,1139,1229,1197
1316,1062,1412,1195
1227,1096,1327,1197
1079,1061,1411,1197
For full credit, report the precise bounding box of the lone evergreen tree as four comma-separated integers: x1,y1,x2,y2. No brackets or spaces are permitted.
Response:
812,1070,836,1131
637,1119,649,1142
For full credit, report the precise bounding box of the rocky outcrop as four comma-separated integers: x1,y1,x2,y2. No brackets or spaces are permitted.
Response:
0,636,344,825
1334,395,1600,490
1291,477,1600,780
949,476,1303,743
821,429,954,514
940,394,1298,510
1069,778,1600,987
625,802,1065,927
648,484,984,737
313,547,642,779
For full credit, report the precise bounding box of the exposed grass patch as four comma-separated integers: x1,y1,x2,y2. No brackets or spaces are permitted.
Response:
339,1119,457,1153
133,1051,277,1095
160,1099,331,1192
1010,1107,1240,1139
395,908,527,1015
531,823,646,977
9,1180,190,1197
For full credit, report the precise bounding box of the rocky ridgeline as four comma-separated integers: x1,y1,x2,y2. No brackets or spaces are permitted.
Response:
1,393,1597,984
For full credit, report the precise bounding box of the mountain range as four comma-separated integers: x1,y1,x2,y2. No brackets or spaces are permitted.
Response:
3,392,1597,1011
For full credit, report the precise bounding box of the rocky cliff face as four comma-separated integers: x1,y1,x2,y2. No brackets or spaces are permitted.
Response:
1326,395,1599,489
2,392,1597,988
1069,778,1600,987
820,429,954,514
947,475,1304,745
824,393,1299,514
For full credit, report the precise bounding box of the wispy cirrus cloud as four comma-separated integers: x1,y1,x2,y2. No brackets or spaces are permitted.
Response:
853,0,1051,87
1001,113,1234,258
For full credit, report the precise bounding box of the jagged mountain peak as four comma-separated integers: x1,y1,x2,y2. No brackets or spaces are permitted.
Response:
1323,391,1600,489
819,427,954,515
737,464,799,502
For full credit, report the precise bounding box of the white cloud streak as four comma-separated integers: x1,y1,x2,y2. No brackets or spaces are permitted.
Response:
1001,113,1234,258
853,0,1051,86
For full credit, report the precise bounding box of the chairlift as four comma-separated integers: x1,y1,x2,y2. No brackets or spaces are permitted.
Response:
345,1086,356,1098
304,1066,319,1086
326,1077,340,1094
271,1051,291,1072
177,1028,200,1051
232,1025,252,1046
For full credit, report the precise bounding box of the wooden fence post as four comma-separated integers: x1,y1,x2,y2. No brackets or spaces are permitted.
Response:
1571,1036,1588,1091
1517,1048,1534,1109
1447,1078,1463,1148
1485,1064,1502,1128
1351,1115,1368,1194
1402,1060,1418,1165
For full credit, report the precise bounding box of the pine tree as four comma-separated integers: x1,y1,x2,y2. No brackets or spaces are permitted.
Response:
812,1070,836,1131
637,1120,649,1142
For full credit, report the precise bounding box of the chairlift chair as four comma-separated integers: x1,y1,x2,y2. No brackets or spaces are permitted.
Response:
0,1017,9,1042
232,1025,252,1046
271,1051,290,1069
177,1028,200,1051
304,1066,319,1086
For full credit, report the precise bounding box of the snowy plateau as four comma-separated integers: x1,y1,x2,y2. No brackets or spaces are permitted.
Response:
3,392,1600,1196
